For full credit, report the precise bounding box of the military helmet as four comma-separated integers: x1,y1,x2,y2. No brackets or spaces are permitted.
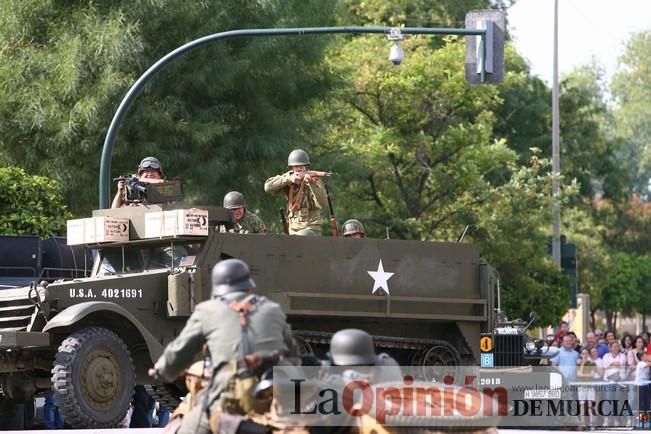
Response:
223,191,246,209
287,149,310,167
138,156,163,174
342,219,366,237
211,259,256,297
329,329,376,366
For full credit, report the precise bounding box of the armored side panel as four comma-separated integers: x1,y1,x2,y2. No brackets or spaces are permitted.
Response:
212,233,486,363
0,221,498,427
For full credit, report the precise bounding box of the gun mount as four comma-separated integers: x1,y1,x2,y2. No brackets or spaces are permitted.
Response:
114,176,184,205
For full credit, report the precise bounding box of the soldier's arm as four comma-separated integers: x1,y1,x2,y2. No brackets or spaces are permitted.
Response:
307,178,328,209
155,307,205,381
111,180,125,208
264,173,291,195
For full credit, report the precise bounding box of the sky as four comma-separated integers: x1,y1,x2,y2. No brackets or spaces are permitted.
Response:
507,0,651,85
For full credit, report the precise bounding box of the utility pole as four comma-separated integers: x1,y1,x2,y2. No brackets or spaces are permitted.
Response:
551,0,561,268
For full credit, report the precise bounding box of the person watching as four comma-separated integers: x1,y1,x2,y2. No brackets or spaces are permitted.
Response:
550,334,580,383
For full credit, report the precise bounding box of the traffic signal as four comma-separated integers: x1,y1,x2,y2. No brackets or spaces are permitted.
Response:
465,10,505,84
547,235,578,308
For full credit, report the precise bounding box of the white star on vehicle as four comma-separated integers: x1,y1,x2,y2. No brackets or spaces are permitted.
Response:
367,259,394,295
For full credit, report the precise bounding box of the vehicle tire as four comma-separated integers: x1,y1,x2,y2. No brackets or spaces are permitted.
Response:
51,327,135,428
420,340,462,382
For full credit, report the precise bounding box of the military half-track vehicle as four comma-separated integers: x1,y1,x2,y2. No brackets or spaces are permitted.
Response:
0,203,554,428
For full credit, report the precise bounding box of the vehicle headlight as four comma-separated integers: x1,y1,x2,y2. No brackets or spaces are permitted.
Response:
525,339,536,352
539,341,549,354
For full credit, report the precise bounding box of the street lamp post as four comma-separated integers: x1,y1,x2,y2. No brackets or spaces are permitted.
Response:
551,0,561,268
98,25,493,209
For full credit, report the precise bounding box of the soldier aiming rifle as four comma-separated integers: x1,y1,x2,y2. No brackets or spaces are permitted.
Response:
264,149,338,236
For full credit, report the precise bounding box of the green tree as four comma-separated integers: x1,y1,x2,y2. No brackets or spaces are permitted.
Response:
636,255,651,330
309,35,570,325
494,61,627,201
0,0,336,216
611,30,651,194
602,252,640,334
337,0,501,28
0,167,71,236
471,156,572,325
559,65,628,201
313,37,510,240
562,206,611,330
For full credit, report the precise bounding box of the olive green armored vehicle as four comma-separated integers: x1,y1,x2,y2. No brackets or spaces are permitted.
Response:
0,200,555,428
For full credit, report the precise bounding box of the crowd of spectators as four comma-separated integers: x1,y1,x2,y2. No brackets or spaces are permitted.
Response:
549,321,651,426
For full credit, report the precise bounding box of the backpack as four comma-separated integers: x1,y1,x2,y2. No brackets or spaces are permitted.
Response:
217,295,271,415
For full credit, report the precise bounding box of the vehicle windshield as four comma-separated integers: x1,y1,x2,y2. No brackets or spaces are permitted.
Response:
95,241,203,276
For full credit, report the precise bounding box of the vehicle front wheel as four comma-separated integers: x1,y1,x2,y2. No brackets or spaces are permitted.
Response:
51,327,135,428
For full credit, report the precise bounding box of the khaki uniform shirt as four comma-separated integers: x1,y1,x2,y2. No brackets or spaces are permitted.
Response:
218,211,267,234
263,171,328,234
156,292,295,406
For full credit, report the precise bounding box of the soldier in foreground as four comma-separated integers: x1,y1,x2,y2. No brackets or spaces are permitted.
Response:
149,258,295,434
220,191,268,234
111,156,165,208
341,219,366,239
264,149,329,236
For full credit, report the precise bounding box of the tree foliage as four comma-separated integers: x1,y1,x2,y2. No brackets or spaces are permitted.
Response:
1,0,647,329
0,0,336,215
0,167,71,236
337,0,495,28
611,30,651,194
308,34,570,325
495,60,626,201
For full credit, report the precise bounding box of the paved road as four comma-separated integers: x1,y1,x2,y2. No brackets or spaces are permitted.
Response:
9,430,164,434
500,430,634,433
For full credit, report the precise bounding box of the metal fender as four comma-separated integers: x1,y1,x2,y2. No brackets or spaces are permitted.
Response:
43,301,163,362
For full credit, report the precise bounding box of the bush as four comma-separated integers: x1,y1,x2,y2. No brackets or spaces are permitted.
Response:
0,167,71,236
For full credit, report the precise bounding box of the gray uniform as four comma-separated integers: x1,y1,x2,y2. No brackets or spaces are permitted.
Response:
156,291,295,407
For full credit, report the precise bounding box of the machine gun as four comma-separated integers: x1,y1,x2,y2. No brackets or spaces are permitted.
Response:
113,175,184,205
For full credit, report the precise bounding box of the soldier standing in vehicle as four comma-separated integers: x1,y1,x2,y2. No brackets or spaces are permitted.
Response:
149,259,295,434
264,149,328,236
341,219,366,239
111,156,165,208
220,191,268,234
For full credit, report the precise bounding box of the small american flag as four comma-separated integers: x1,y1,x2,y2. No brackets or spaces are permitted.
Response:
179,256,196,267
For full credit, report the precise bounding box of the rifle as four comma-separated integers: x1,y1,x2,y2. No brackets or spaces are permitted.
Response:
324,183,339,237
291,170,334,178
279,208,289,235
